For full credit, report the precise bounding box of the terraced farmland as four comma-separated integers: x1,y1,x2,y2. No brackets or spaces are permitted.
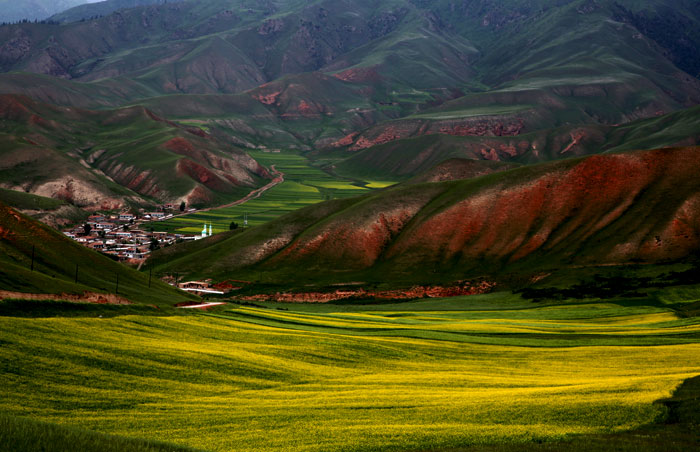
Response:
1,294,699,452
154,150,395,234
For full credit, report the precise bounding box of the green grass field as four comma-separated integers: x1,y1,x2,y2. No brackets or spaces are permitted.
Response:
154,150,396,234
1,293,698,452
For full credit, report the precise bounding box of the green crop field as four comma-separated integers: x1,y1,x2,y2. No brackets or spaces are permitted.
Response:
1,293,699,452
154,150,396,234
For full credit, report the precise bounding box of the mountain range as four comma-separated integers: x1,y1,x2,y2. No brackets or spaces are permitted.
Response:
0,0,698,295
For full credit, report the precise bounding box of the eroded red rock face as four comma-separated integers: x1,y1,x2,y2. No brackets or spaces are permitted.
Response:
333,67,381,83
177,159,230,192
0,95,32,120
164,137,195,153
270,201,431,269
254,90,282,105
331,132,359,148
186,185,213,205
346,118,525,150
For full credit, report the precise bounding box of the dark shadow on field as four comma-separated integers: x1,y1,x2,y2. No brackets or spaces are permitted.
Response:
417,375,700,452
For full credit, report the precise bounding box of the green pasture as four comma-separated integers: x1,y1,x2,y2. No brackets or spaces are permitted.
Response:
1,295,699,452
154,150,396,234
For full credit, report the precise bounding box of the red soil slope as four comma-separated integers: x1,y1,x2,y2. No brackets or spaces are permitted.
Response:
257,147,700,277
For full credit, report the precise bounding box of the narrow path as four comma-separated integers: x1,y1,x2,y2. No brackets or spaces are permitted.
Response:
200,165,284,212
168,165,284,218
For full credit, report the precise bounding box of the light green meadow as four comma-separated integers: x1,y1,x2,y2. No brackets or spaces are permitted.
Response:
154,150,396,234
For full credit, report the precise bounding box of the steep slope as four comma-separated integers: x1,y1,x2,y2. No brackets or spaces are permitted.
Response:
0,201,195,305
151,147,700,288
0,94,269,209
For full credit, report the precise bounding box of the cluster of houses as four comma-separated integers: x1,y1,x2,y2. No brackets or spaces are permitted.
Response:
62,208,199,262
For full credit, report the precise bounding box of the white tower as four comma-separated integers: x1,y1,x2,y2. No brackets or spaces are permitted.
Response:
201,222,208,239
208,223,213,236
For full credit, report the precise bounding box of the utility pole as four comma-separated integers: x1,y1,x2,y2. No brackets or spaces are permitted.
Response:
148,268,152,288
30,245,35,271
74,264,78,284
115,273,119,294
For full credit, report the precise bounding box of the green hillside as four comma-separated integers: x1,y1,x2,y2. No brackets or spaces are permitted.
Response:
0,94,268,209
0,201,195,306
0,187,87,227
149,147,700,291
0,0,698,151
328,105,700,181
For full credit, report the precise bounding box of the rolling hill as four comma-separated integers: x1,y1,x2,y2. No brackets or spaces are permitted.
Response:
0,94,270,209
150,146,700,291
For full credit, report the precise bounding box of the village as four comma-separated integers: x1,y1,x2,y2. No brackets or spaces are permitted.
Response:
62,204,212,263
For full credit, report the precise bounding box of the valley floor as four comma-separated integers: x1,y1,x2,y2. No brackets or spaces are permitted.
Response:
1,293,699,451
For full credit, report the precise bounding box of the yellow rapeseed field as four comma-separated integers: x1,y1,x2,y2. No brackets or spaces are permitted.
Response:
1,299,699,451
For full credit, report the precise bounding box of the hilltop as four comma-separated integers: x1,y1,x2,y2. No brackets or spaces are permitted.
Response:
0,0,92,23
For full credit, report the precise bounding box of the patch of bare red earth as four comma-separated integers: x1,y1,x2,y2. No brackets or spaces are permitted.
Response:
333,67,381,83
0,290,131,304
241,281,495,303
346,119,525,151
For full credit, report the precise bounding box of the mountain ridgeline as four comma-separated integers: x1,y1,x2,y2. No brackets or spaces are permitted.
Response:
0,0,697,152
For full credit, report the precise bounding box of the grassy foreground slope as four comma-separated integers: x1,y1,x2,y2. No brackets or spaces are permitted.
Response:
0,293,698,451
0,201,195,306
0,414,204,452
151,147,700,288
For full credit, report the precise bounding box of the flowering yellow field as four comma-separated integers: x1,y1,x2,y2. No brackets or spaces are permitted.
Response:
1,299,699,451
